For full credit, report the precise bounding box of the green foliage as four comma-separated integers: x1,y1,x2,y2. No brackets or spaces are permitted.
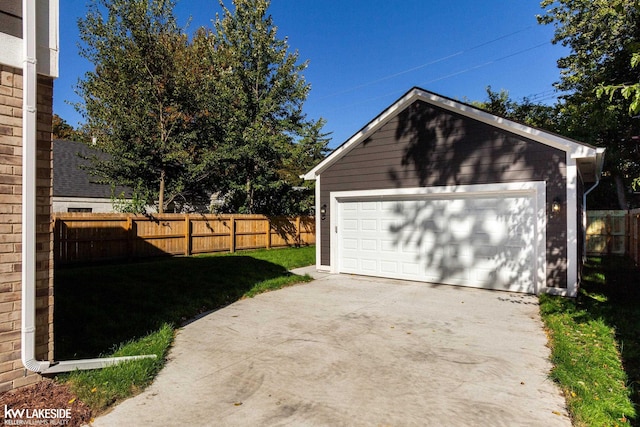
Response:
52,114,90,142
539,256,640,426
473,86,561,131
110,184,151,214
62,324,173,413
538,0,640,208
74,0,328,215
76,0,219,213
597,52,640,115
201,0,329,214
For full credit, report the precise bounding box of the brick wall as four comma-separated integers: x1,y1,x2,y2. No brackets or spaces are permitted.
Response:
0,64,54,392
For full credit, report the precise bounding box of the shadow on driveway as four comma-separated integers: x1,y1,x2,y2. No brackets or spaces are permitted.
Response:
92,273,570,426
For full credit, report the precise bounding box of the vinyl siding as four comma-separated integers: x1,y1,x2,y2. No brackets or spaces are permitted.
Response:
0,2,22,39
320,100,568,288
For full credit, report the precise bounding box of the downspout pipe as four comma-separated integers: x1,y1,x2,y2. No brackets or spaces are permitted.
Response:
582,148,606,261
21,0,155,374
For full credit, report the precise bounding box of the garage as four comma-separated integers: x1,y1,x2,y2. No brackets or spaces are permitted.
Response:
304,87,604,296
332,183,545,293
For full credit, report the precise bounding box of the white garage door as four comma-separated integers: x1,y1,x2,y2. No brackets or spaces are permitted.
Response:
337,192,539,293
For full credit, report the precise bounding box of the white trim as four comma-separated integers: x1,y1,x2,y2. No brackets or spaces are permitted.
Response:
0,33,22,69
329,182,549,295
304,88,600,180
0,1,59,77
53,196,119,213
566,160,579,297
314,175,323,269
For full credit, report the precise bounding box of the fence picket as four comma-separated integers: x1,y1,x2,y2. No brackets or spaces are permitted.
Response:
53,213,315,266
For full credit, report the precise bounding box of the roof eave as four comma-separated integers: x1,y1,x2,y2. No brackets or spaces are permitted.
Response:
303,87,601,180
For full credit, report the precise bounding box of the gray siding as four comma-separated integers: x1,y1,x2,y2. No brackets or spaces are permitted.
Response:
0,1,21,38
320,100,568,288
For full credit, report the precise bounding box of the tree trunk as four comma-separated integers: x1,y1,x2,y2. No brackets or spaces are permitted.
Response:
614,174,627,210
158,169,166,214
245,176,254,214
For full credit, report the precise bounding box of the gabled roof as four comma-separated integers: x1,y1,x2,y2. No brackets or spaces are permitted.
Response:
304,87,605,182
53,139,132,198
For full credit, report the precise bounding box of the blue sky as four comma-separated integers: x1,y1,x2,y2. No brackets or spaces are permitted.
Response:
54,0,567,148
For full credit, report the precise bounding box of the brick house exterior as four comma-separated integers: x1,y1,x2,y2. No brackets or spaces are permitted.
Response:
0,65,54,392
0,1,57,392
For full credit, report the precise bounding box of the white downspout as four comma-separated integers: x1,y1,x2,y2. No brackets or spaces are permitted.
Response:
21,0,154,374
582,148,606,261
21,0,51,374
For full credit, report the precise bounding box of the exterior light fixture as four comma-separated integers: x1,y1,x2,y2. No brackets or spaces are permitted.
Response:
551,198,562,214
320,204,327,220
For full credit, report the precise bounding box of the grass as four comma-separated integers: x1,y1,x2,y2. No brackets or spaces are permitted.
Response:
54,245,316,413
539,256,640,426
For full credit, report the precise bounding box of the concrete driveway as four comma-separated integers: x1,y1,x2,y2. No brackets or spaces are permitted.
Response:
92,268,570,426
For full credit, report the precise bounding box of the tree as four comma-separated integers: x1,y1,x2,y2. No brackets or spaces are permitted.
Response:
203,0,324,214
598,52,640,116
76,0,220,213
52,114,75,140
538,0,640,208
472,87,560,131
52,114,90,142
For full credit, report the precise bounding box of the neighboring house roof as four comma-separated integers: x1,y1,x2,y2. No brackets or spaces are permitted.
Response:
53,139,131,198
304,87,605,183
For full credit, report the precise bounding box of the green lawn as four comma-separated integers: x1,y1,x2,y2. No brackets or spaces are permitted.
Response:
54,245,316,412
540,256,639,426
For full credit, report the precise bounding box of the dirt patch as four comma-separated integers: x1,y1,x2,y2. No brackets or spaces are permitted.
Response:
0,379,93,427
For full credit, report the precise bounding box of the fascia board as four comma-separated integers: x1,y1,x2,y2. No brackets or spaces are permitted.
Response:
412,89,595,157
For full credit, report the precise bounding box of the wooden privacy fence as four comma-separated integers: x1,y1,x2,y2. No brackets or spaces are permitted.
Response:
586,210,627,256
628,209,640,265
54,213,315,266
586,209,640,264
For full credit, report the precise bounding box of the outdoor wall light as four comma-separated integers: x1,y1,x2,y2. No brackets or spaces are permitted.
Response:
551,197,562,214
320,204,327,220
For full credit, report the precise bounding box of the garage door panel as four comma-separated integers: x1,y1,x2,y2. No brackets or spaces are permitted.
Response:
361,239,377,251
380,240,396,252
338,194,538,293
361,259,377,272
343,238,358,250
361,219,377,231
380,260,398,274
343,219,358,231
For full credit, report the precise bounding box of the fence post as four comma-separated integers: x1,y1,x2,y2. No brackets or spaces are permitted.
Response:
126,216,133,260
265,217,271,249
296,216,301,247
229,215,235,253
184,214,191,256
630,214,640,264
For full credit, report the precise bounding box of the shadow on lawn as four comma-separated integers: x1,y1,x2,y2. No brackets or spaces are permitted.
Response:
54,255,294,360
581,256,640,421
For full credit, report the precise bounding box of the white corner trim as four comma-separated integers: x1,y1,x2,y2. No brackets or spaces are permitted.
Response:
329,182,547,294
314,175,322,269
564,160,579,297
